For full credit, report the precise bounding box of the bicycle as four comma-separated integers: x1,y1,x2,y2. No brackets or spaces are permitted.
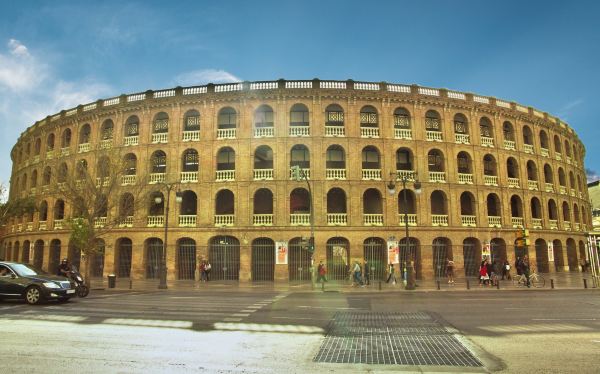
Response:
513,271,545,288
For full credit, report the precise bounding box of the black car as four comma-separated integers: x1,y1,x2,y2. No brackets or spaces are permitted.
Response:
0,262,75,304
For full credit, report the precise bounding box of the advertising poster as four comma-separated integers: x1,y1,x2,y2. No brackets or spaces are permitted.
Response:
547,241,554,262
276,241,288,265
387,240,399,264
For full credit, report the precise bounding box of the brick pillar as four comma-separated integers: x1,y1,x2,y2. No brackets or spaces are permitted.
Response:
239,243,251,282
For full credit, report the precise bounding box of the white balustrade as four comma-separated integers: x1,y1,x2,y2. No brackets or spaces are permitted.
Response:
254,127,274,137
215,83,242,92
523,144,534,154
183,130,200,141
419,87,439,96
508,178,520,188
253,169,274,180
320,81,346,89
426,131,443,141
100,139,113,149
503,140,516,150
289,126,310,137
458,173,473,184
326,169,346,180
152,133,168,143
559,186,567,194
289,168,310,180
570,188,576,197
455,133,470,144
432,215,449,226
362,169,382,180
473,95,490,104
26,223,33,231
147,216,165,227
181,171,198,183
397,170,416,181
183,86,207,95
54,219,64,230
363,214,384,226
39,221,48,230
96,177,110,187
325,126,345,137
488,216,502,228
253,214,273,226
541,148,549,157
398,214,417,226
480,136,494,147
532,218,543,229
149,173,166,184
566,156,572,164
327,213,347,226
119,216,134,228
545,183,555,193
123,136,138,146
290,213,310,226
94,217,107,228
103,97,120,106
57,182,66,190
216,170,235,181
127,93,145,102
60,147,70,157
178,215,197,227
528,180,539,190
447,91,466,100
394,128,412,139
484,175,498,186
461,215,477,227
121,175,136,185
83,103,97,111
564,221,571,231
250,82,278,90
574,222,580,231
549,219,558,230
511,217,524,228
217,128,236,139
46,150,55,159
354,82,380,90
429,171,446,183
360,127,380,138
387,84,411,93
555,153,562,161
153,89,175,98
33,155,40,163
496,99,511,108
285,81,312,89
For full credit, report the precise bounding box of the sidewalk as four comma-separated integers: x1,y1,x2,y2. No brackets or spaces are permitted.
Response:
89,272,600,293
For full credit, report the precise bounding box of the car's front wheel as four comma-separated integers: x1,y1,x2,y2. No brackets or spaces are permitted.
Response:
25,286,43,305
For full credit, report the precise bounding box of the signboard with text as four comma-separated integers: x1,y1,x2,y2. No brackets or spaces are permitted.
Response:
387,240,399,264
276,241,288,265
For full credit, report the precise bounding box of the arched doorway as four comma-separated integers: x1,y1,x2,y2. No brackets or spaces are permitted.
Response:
566,238,578,271
490,238,507,264
288,237,311,282
364,237,386,281
177,238,196,280
252,238,275,282
145,238,163,279
116,238,133,278
209,236,240,281
49,239,61,275
433,238,452,279
326,237,349,281
463,238,481,277
91,240,105,278
553,240,564,271
33,240,44,269
534,239,549,273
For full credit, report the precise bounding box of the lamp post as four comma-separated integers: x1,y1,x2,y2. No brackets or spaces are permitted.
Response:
154,183,182,289
291,165,315,285
387,171,421,290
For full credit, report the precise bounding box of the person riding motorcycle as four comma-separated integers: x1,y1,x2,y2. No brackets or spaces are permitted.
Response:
57,258,72,278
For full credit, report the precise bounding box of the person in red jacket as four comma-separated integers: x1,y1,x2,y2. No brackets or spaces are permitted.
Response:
317,261,327,283
479,260,489,286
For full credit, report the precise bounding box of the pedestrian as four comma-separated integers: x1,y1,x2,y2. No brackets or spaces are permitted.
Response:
352,261,363,286
446,258,455,284
503,260,511,280
523,255,531,288
386,263,397,284
486,259,494,286
479,260,489,286
205,261,212,281
363,259,370,285
317,261,327,283
200,261,207,282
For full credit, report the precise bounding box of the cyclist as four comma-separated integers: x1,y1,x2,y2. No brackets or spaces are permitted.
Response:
522,255,531,288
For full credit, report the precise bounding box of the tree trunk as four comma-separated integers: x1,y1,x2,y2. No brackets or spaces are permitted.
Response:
83,251,93,289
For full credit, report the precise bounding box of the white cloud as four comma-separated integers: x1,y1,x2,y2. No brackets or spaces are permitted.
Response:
173,69,241,86
0,39,47,91
556,98,583,120
8,39,29,57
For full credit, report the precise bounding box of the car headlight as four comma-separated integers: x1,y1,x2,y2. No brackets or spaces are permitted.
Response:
43,282,60,289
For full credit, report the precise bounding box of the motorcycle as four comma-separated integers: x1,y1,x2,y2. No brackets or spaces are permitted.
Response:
68,266,89,297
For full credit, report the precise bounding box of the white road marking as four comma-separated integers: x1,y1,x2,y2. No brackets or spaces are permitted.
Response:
230,313,250,317
532,318,597,321
222,317,242,322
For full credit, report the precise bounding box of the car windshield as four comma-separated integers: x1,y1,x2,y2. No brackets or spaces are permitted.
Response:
10,264,48,277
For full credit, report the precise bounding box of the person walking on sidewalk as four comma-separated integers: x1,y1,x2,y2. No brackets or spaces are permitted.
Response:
317,261,327,283
386,263,397,284
352,261,363,286
523,255,531,288
363,259,370,285
200,261,207,282
205,261,212,281
446,258,455,284
479,260,489,286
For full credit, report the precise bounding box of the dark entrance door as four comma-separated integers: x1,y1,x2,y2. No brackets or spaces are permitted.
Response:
363,238,385,281
289,237,311,282
209,236,240,281
252,238,275,281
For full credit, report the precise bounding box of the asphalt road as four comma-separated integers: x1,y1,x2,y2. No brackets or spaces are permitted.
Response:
1,289,599,373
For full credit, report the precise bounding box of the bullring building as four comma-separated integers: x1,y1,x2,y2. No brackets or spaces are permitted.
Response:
0,79,592,283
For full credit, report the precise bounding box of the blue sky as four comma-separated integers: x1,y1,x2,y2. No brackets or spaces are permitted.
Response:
1,0,600,185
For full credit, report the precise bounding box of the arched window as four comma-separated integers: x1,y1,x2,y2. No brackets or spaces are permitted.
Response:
39,201,48,221
152,112,169,143
34,138,41,155
217,107,237,139
427,149,445,172
479,117,493,139
61,128,72,149
360,105,378,137
183,109,201,132
457,151,472,175
527,160,538,181
543,164,554,184
548,199,558,220
453,113,468,134
362,146,381,180
180,190,198,216
522,125,533,146
254,105,274,137
254,145,273,172
290,103,309,128
539,130,549,150
57,163,68,183
181,149,199,172
148,191,165,216
503,121,515,141
124,115,140,140
119,193,135,220
290,144,310,169
507,157,519,179
216,147,235,181
460,192,476,217
215,189,235,215
46,133,55,152
150,150,167,174
326,145,346,179
363,188,383,225
396,148,413,171
79,124,91,145
393,108,411,129
483,154,497,177
558,167,566,188
101,119,114,140
554,135,562,155
97,156,111,179
290,188,310,214
487,193,501,218
76,159,87,180
564,139,571,158
431,190,448,226
253,188,273,216
42,166,52,185
124,154,137,176
54,199,65,220
562,201,571,222
325,104,344,136
30,170,38,188
531,197,542,219
327,188,347,214
510,195,523,218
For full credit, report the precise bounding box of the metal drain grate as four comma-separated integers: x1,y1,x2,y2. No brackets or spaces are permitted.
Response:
314,312,483,367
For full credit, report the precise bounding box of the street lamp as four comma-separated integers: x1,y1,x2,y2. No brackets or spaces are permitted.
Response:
387,171,421,290
291,165,315,286
154,184,182,289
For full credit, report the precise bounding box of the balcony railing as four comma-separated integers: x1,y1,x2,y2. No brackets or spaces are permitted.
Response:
559,186,567,194
54,219,64,230
426,131,443,141
180,171,198,183
360,127,380,138
254,127,274,138
152,133,168,143
178,215,197,227
94,217,107,228
523,144,534,154
327,213,347,226
96,177,110,187
217,128,236,139
508,178,520,188
363,214,383,226
461,215,477,227
60,147,70,157
33,155,40,163
254,169,274,180
118,216,134,228
362,169,382,180
16,224,22,232
532,218,543,229
488,216,502,228
289,126,310,137
290,213,310,226
432,215,449,226
253,214,273,226
480,136,494,147
555,153,562,161
564,221,571,231
458,173,473,184
511,217,524,228
78,143,90,153
39,221,47,231
121,175,136,186
124,136,138,146
289,168,310,180
429,171,446,183
326,168,346,180
570,188,576,197
545,183,555,193
46,150,55,159
147,216,165,227
574,222,580,231
396,170,416,181
100,139,113,149
325,126,345,137
484,175,498,186
540,148,549,157
503,140,516,150
26,223,33,231
182,130,200,141
455,134,470,144
398,214,417,226
149,173,166,184
548,219,558,229
527,180,539,190
394,128,412,140
30,187,36,194
216,170,235,181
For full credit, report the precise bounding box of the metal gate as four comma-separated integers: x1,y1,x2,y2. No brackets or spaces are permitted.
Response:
91,252,105,277
252,238,275,281
289,237,312,282
490,240,507,263
33,241,44,269
49,240,61,275
364,238,385,281
117,239,132,277
326,237,349,281
399,239,419,280
209,236,240,281
433,240,450,279
535,241,549,273
463,240,480,277
146,239,162,279
178,239,196,280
